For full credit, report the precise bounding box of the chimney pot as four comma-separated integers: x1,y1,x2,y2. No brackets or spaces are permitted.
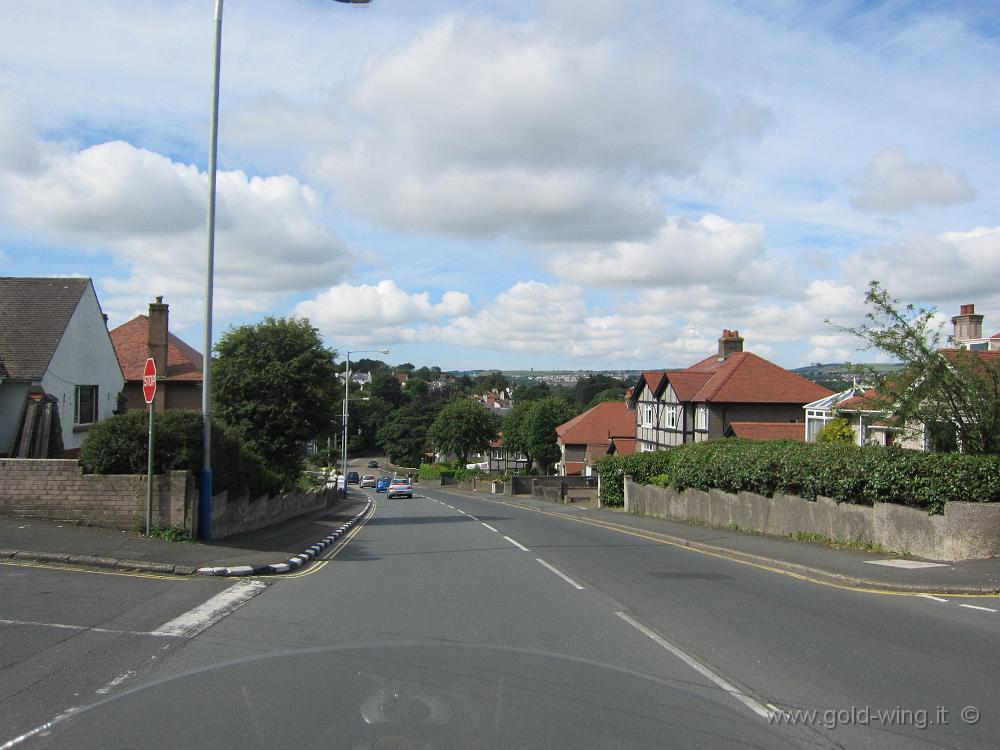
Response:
717,329,744,360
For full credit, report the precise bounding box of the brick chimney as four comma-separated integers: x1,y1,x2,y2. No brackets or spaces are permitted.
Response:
148,296,168,410
951,303,983,344
717,329,744,360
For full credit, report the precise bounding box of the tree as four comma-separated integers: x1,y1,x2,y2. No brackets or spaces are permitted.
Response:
837,281,1000,454
585,387,627,410
212,317,339,483
500,400,534,465
371,372,405,407
523,396,576,474
571,374,628,408
429,398,500,464
376,404,431,466
512,381,550,402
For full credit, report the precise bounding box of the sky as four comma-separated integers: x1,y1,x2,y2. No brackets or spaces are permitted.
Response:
1,0,998,371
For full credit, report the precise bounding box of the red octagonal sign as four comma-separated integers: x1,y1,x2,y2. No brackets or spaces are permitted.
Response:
143,357,157,405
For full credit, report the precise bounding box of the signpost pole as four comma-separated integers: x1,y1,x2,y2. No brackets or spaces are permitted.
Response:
146,402,155,537
143,357,158,538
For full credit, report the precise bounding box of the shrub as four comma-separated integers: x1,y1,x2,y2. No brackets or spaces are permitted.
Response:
609,439,1000,514
80,410,281,499
816,418,854,445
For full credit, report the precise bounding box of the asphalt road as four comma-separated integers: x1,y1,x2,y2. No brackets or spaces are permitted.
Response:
3,485,998,748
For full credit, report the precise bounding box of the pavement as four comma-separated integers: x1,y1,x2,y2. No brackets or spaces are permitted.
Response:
0,493,370,576
2,485,998,592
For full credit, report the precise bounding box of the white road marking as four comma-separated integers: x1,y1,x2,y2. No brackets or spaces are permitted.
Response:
0,618,177,638
150,579,266,637
917,594,949,603
960,604,998,613
863,559,947,569
95,670,136,695
616,611,772,720
0,706,79,750
467,515,479,521
503,535,529,552
536,558,585,590
481,523,499,533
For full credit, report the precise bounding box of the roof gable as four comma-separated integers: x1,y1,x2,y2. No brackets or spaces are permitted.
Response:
110,315,203,381
0,277,90,380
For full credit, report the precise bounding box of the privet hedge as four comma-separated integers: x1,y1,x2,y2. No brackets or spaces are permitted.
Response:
80,410,282,499
595,439,1000,514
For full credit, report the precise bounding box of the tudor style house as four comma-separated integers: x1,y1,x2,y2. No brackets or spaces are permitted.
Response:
0,277,124,457
628,330,833,452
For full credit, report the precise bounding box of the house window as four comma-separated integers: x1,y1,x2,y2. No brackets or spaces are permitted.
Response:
665,406,677,429
695,405,708,431
642,404,654,428
75,385,98,425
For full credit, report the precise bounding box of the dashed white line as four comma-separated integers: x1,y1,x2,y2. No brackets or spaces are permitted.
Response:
616,611,772,720
95,670,136,695
917,594,949,603
503,535,529,552
150,579,266,637
960,604,998,613
536,558,585,589
481,523,499,533
467,515,479,521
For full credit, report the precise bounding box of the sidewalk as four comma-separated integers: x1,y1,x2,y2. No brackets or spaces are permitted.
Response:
0,494,370,576
442,488,1000,595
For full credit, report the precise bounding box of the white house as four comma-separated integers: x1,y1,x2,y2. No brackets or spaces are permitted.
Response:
0,278,124,457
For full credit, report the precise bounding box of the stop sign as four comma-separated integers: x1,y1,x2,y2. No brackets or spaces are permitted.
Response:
143,357,157,404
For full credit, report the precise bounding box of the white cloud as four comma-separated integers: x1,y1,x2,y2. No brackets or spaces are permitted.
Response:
294,280,471,345
844,225,1000,304
0,123,353,327
850,149,976,214
308,14,768,242
545,214,784,292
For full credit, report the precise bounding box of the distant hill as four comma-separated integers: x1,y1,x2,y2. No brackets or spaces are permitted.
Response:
791,362,905,391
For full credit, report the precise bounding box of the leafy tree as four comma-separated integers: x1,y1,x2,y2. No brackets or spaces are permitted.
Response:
395,362,415,374
512,381,551,402
816,417,854,445
405,377,429,400
571,374,629,408
500,400,534,463
523,396,576,474
371,372,405,407
837,281,1000,454
472,370,508,393
429,398,500,464
346,357,390,376
212,316,338,483
585,387,628,410
377,404,431,466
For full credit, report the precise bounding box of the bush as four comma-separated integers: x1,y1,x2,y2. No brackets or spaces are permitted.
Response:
593,451,673,506
816,418,854,445
609,439,1000,515
80,410,282,499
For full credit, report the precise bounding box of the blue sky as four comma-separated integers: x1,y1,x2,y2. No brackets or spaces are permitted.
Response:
2,0,998,371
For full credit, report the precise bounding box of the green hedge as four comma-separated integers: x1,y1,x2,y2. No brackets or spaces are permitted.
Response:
593,451,672,506
596,439,1000,514
79,410,282,499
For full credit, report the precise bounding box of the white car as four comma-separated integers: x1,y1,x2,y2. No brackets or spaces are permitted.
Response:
387,477,413,499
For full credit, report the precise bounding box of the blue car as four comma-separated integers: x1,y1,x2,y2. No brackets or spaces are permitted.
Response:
376,476,391,493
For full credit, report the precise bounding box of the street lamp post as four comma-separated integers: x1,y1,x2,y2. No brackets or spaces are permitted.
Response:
200,0,371,540
341,348,388,494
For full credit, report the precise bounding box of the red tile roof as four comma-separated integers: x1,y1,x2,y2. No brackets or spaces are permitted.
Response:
110,315,203,382
682,351,833,403
836,389,882,411
556,401,634,446
610,437,636,456
562,461,585,476
727,422,805,441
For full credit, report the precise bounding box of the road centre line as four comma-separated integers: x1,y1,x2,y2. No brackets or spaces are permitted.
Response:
503,535,530,552
481,522,499,533
536,558,585,590
455,494,1000,600
960,604,998,613
467,515,479,521
150,579,266,637
615,612,772,720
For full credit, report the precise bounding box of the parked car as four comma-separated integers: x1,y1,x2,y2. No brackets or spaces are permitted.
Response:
376,476,391,493
347,471,360,485
387,477,413,499
367,460,379,468
360,475,376,488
